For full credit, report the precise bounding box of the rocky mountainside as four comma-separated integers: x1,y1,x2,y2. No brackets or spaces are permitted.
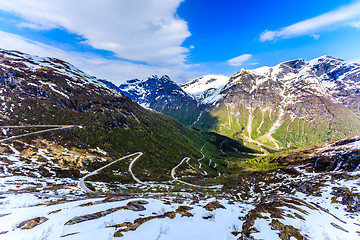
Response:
0,49,224,180
117,75,200,126
181,75,230,106
115,56,360,151
309,56,360,116
187,57,360,151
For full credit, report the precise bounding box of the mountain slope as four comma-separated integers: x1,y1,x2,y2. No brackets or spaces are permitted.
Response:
309,56,360,116
117,75,201,126
181,75,230,106
0,49,229,180
189,57,360,150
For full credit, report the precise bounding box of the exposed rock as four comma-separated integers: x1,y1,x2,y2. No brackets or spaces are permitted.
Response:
127,201,147,211
270,219,304,240
17,216,48,230
331,222,348,232
117,75,201,126
290,181,323,196
48,209,61,214
112,208,188,237
65,207,124,225
102,196,133,203
176,206,193,217
60,232,79,238
78,202,93,207
204,201,226,211
331,187,360,212
113,231,124,237
240,195,317,239
54,169,80,179
131,200,148,205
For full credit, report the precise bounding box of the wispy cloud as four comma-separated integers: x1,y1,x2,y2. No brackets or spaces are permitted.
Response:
0,31,199,84
260,2,360,42
227,54,252,66
350,20,360,28
0,0,190,66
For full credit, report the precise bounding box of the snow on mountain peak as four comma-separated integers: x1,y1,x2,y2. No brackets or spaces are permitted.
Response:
181,75,230,105
0,49,125,99
181,75,230,94
0,49,96,83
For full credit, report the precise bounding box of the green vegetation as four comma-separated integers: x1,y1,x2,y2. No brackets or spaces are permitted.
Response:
192,101,360,151
228,155,278,172
154,103,201,127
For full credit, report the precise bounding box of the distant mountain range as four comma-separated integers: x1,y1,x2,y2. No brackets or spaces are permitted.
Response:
1,48,359,153
118,75,200,126
114,56,360,151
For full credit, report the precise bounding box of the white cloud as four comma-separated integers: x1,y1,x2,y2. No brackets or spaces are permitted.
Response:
312,34,320,40
0,0,190,65
0,30,198,84
260,2,360,42
350,20,360,28
227,54,252,66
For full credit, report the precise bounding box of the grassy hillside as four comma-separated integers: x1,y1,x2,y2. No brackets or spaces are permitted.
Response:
192,101,360,151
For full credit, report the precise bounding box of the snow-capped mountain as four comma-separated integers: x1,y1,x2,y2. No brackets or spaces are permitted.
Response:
181,75,229,105
309,56,360,116
0,49,205,165
188,57,360,150
118,75,201,125
182,56,360,115
118,75,192,108
0,49,129,121
113,56,359,149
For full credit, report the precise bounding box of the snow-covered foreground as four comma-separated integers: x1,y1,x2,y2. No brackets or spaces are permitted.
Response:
1,166,359,240
0,195,254,240
0,136,360,239
0,172,359,240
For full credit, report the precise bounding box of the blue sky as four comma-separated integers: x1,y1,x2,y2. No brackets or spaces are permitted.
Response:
0,0,359,84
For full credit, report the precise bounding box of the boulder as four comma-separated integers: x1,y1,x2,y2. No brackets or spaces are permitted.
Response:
204,201,225,211
127,201,146,211
17,217,48,230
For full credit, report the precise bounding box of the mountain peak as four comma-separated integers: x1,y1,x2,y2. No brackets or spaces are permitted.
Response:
279,58,306,69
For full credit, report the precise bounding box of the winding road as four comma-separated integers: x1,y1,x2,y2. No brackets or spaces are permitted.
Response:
170,144,223,189
1,124,222,191
79,152,143,192
171,156,222,189
185,144,208,176
0,125,78,143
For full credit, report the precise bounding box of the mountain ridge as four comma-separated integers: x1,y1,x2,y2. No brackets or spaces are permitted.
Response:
116,56,360,151
1,48,241,181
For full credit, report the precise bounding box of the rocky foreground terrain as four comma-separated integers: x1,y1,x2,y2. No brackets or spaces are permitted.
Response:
0,134,359,239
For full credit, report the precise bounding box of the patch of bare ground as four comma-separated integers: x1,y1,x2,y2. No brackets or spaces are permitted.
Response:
240,195,319,239
111,205,193,237
17,216,48,230
65,200,148,225
331,187,360,212
204,201,226,211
